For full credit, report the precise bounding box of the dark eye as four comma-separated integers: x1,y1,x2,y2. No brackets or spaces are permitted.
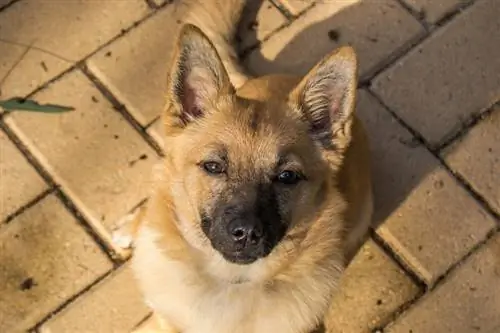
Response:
202,161,225,175
276,170,301,185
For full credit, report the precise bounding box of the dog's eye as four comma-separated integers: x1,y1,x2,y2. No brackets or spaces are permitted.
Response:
276,170,301,185
202,161,225,175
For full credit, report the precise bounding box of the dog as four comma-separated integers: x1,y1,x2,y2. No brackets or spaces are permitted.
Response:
113,1,373,332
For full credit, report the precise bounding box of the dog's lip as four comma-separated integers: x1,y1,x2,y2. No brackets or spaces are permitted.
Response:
222,250,259,265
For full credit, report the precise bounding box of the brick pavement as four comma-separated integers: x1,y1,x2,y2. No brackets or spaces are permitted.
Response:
0,0,498,332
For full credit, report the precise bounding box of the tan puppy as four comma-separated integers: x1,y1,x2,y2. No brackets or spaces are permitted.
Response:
116,1,373,332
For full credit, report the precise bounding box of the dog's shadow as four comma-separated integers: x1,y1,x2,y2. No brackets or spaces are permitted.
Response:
241,0,437,229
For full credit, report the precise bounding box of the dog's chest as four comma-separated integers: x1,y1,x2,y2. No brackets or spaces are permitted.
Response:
143,267,318,333
133,232,324,333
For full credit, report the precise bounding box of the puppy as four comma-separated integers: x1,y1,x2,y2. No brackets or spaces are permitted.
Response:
116,1,373,332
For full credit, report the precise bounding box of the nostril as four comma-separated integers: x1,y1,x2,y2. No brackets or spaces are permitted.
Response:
228,219,264,244
231,227,247,241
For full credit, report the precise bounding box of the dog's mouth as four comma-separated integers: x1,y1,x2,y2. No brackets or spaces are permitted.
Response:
221,250,260,265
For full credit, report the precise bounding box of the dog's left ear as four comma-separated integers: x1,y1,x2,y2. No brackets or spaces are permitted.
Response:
289,46,358,152
164,24,234,132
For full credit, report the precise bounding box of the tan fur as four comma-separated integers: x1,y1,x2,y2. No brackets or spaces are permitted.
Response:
118,1,373,332
178,0,250,88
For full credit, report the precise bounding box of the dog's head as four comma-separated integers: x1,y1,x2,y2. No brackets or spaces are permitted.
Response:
160,25,358,268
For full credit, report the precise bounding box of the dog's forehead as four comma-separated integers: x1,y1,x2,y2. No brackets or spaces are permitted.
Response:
204,98,307,169
225,98,297,140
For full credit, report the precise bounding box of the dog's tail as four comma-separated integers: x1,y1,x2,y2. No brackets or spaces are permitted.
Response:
179,0,250,88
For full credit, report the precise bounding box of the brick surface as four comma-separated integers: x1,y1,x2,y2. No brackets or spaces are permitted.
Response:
385,232,500,333
132,314,160,331
86,5,181,126
372,0,500,146
355,90,435,227
246,0,423,78
375,162,496,285
325,239,420,332
443,106,500,215
0,129,47,222
277,0,313,15
238,1,288,50
0,40,26,96
40,264,150,333
0,0,12,8
1,0,499,329
402,0,465,23
5,70,159,236
0,194,112,332
356,91,496,285
146,118,164,150
87,2,285,127
0,40,71,98
0,0,149,98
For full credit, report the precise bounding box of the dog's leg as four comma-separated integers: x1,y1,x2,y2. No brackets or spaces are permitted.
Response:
132,313,179,333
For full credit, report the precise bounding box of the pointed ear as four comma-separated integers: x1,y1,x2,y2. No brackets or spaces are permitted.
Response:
164,24,234,132
289,46,358,152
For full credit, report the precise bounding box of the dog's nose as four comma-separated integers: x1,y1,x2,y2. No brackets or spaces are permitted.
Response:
227,218,263,245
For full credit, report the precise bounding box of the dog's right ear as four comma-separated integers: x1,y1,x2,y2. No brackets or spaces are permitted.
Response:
164,24,234,133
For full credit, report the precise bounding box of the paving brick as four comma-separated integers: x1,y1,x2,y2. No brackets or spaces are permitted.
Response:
0,0,13,8
355,90,434,227
132,314,163,331
0,0,149,97
401,0,465,24
0,40,71,99
0,129,47,222
0,0,149,61
325,239,420,332
277,0,313,15
246,0,423,79
40,264,150,333
86,6,181,126
87,2,285,127
443,105,500,215
385,232,500,333
356,90,496,285
372,0,500,146
375,163,496,285
5,70,159,237
146,118,164,150
0,194,112,332
238,1,288,50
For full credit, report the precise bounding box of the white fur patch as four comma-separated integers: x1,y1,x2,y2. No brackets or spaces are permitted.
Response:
132,226,339,333
111,231,133,250
111,210,140,250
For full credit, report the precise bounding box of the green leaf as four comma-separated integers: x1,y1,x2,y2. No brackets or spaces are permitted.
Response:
0,97,74,113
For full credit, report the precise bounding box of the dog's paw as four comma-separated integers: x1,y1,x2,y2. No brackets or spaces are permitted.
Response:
112,229,134,250
111,208,143,251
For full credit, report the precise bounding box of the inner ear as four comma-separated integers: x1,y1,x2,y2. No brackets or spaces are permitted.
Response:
177,72,204,125
289,46,358,151
165,24,234,131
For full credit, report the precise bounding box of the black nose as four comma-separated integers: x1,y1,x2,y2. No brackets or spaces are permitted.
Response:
227,218,263,245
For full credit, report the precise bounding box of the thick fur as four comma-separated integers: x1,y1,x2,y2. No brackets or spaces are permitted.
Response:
120,1,373,332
